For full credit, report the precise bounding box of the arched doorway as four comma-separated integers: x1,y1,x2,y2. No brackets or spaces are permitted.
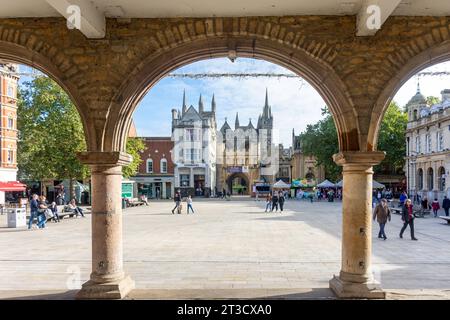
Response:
227,173,250,195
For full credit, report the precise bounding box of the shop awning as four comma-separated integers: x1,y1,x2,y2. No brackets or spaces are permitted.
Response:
0,181,27,192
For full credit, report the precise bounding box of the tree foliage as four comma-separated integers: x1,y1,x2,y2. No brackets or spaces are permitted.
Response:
17,77,89,181
375,101,408,173
426,96,441,106
122,137,146,178
299,103,407,181
300,107,341,181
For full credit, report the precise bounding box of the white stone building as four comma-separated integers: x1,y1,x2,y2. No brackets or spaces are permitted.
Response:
171,91,217,197
405,85,450,203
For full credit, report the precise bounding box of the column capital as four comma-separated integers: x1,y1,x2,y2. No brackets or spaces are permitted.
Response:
77,151,133,166
333,151,385,167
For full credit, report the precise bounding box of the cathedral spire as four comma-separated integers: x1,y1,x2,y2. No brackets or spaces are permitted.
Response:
182,89,187,115
263,88,270,118
198,94,204,113
211,94,216,113
235,112,240,129
416,78,421,94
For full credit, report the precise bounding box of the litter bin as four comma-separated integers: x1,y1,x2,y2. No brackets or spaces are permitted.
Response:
7,207,27,228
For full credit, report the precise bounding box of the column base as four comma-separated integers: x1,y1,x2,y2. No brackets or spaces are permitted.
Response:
329,275,386,299
76,275,135,300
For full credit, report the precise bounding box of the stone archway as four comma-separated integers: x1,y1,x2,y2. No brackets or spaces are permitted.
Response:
105,36,359,154
226,173,250,195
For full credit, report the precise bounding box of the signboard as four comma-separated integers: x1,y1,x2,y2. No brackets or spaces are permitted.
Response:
121,182,134,199
227,166,243,173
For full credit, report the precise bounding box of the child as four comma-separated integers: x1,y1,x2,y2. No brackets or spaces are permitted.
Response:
187,195,194,214
431,198,440,218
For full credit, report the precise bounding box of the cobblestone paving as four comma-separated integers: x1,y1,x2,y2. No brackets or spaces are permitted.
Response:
1,198,449,298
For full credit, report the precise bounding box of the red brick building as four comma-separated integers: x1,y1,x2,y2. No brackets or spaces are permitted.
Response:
131,137,175,199
0,63,19,204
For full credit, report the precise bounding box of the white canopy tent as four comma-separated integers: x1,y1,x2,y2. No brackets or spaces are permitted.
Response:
272,180,291,189
317,179,335,188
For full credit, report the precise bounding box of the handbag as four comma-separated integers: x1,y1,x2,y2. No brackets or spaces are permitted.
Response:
44,209,54,219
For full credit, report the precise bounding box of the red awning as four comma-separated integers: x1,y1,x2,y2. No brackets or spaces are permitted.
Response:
0,181,27,192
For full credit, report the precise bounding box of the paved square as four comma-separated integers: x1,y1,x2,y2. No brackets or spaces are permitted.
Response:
1,198,450,299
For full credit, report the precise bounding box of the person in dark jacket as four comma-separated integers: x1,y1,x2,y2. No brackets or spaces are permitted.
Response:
271,192,279,212
373,198,391,240
278,191,285,212
28,194,40,230
442,196,450,217
400,199,418,241
172,190,181,214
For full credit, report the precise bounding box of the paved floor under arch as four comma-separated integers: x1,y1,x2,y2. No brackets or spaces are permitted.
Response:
1,198,450,299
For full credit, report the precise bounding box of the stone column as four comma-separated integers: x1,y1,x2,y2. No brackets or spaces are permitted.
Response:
76,152,135,299
330,151,386,299
190,168,194,188
162,182,167,199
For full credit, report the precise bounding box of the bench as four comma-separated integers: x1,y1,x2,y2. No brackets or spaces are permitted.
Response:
126,198,145,207
53,205,91,219
439,216,450,224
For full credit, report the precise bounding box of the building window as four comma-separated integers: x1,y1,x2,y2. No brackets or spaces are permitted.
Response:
180,174,190,187
160,158,167,173
7,150,13,163
146,159,153,173
185,149,200,163
7,84,14,97
438,131,444,152
417,168,423,190
413,110,418,121
438,167,446,191
7,117,14,129
427,167,434,190
415,136,421,153
425,134,432,153
185,128,200,141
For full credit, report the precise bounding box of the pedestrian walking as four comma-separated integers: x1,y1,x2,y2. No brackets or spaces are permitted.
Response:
278,191,285,212
172,190,181,214
442,196,450,216
271,192,279,212
265,194,272,212
373,198,391,240
28,194,40,230
400,199,418,241
431,198,440,217
37,195,48,229
186,195,195,214
399,191,407,207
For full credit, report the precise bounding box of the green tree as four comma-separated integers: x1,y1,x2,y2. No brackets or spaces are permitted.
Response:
375,101,408,173
300,107,341,181
426,96,441,106
299,102,407,181
122,137,146,178
17,76,89,196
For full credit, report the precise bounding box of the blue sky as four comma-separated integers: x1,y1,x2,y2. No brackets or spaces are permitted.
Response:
18,59,450,147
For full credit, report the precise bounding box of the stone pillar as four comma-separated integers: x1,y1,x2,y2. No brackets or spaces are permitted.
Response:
190,168,194,188
76,152,135,299
162,182,167,199
330,151,386,299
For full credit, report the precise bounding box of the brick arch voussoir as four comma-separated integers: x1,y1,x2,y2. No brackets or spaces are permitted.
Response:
0,28,98,150
368,28,450,150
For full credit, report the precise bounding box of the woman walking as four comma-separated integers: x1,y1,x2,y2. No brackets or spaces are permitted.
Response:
278,191,285,212
265,194,272,212
271,192,279,212
431,198,440,218
400,199,418,241
186,195,195,214
37,195,49,229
